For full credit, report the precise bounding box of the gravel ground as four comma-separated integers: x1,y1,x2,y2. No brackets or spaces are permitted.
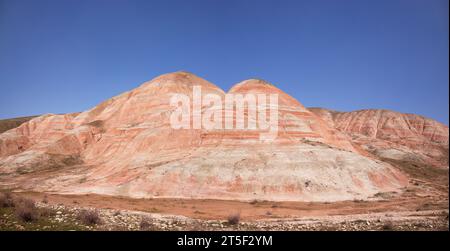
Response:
21,202,448,231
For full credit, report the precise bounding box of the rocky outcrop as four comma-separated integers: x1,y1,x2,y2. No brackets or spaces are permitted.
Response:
0,116,37,134
0,72,409,201
309,108,449,167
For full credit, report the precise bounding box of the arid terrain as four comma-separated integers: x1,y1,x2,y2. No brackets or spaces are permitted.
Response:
0,72,448,231
0,151,447,231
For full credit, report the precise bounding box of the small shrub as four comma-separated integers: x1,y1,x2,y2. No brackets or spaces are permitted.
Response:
150,207,160,213
15,198,38,222
413,222,426,228
249,199,258,205
41,195,48,204
265,211,272,216
39,207,56,217
0,192,14,208
110,225,129,231
15,197,35,207
139,217,154,231
382,221,394,231
416,202,432,211
227,212,240,225
113,210,121,216
78,209,102,225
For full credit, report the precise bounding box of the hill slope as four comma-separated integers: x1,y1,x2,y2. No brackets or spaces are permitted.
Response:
0,72,428,202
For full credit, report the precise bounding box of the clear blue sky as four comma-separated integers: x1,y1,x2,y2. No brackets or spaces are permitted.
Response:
0,0,448,124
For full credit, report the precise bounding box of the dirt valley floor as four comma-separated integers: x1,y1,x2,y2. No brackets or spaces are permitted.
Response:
0,147,447,231
0,191,448,231
1,164,448,231
0,146,448,231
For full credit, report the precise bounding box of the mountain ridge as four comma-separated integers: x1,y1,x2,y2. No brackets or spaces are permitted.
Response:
0,72,446,202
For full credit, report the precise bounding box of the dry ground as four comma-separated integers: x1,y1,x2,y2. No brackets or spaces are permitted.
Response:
3,164,447,231
12,153,449,223
0,131,448,230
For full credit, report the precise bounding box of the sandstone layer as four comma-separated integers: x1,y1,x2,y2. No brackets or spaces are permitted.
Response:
309,108,449,168
0,72,417,201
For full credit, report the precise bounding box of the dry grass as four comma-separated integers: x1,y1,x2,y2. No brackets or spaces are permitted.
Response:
381,157,449,192
39,207,56,217
77,209,102,225
15,198,38,222
139,217,154,231
0,192,15,208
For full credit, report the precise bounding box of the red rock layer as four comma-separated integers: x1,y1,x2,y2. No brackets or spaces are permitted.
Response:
309,108,449,167
0,72,409,201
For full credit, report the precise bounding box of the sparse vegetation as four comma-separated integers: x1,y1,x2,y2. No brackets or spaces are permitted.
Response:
373,192,396,200
382,221,394,231
227,212,240,225
86,120,104,128
77,209,102,225
380,157,449,193
249,199,258,205
0,193,94,230
0,192,15,207
15,198,39,222
39,207,56,217
416,202,434,211
149,207,160,213
0,191,447,231
0,192,447,231
84,120,106,133
139,217,154,231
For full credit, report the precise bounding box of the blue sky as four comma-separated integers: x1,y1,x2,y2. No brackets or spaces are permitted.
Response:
0,0,448,124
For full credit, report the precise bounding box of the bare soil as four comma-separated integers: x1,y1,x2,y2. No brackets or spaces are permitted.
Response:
15,155,449,222
1,144,448,231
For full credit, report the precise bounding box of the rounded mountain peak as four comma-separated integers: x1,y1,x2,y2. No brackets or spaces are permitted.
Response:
228,78,278,93
140,71,224,94
229,78,305,108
